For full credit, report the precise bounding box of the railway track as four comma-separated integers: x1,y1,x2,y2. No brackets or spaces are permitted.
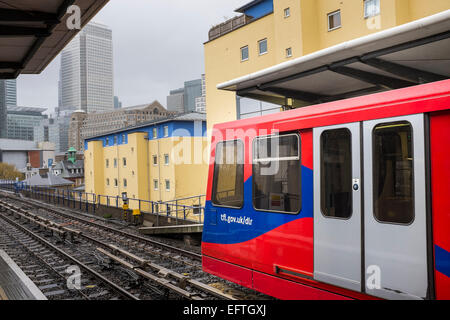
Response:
0,213,139,300
0,194,269,300
7,195,203,260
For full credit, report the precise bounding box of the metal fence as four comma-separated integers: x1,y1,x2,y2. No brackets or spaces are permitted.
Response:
97,193,205,225
0,181,205,225
208,15,252,41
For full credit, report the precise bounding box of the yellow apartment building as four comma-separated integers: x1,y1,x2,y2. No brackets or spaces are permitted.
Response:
84,113,208,215
205,0,450,130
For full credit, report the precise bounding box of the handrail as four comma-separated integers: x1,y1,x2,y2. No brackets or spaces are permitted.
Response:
0,183,204,226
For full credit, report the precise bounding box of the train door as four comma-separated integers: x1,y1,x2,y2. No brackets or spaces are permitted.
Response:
363,114,428,300
314,114,429,299
313,122,362,292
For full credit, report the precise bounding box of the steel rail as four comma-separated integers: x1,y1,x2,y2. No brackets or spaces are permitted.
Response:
0,212,139,300
0,200,201,271
0,219,91,300
2,196,203,261
0,202,235,300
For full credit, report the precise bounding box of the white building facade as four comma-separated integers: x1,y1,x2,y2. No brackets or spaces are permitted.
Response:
195,74,206,113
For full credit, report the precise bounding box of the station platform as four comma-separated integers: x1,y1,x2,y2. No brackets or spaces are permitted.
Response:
139,224,203,235
0,250,47,300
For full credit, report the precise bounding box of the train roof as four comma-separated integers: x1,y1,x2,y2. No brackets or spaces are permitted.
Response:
213,79,450,133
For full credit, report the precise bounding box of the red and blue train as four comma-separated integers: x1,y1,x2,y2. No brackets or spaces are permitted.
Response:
202,79,450,300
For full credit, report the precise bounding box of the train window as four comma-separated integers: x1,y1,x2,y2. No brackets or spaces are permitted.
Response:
320,129,352,219
212,140,244,208
253,134,301,214
373,121,414,224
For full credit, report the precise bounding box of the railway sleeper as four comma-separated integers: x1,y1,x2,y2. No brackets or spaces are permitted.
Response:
3,197,202,263
106,244,186,284
10,210,71,243
96,247,201,300
7,206,79,243
98,245,236,300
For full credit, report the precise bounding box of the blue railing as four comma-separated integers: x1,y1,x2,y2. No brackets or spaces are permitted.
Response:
0,182,204,225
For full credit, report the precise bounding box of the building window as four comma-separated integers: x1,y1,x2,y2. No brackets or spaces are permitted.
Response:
364,0,380,18
106,159,109,168
165,179,170,191
153,155,158,165
164,154,169,165
163,126,169,137
106,178,110,186
153,128,157,139
328,10,341,31
105,138,109,146
258,39,268,55
320,129,352,219
123,179,127,188
373,121,414,224
241,46,249,62
154,179,159,190
123,157,127,167
253,134,301,214
122,134,126,143
114,179,118,187
114,136,118,145
284,7,290,18
286,47,292,58
212,140,244,208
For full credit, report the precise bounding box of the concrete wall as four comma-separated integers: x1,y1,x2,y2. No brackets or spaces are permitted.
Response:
1,151,27,169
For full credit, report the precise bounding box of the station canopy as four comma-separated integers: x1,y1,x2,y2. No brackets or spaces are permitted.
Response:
218,10,450,108
0,0,109,79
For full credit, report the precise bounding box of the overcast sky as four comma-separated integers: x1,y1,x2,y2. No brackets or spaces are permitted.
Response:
17,0,248,113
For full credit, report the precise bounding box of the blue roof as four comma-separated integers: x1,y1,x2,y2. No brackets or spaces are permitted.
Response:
84,112,206,140
235,0,266,13
235,0,274,20
84,112,207,150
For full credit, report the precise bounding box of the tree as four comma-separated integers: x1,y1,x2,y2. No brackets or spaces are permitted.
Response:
0,162,25,181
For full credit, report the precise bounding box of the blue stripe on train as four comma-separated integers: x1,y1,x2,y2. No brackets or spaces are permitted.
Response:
202,166,313,244
435,245,450,278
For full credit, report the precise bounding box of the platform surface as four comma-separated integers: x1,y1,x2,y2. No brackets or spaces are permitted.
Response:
0,250,47,300
139,224,203,235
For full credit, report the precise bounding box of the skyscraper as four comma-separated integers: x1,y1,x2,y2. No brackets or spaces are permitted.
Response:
195,74,206,113
166,88,185,113
59,22,114,113
184,79,202,112
0,79,17,138
34,111,72,153
114,96,122,109
7,106,47,141
166,77,203,114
